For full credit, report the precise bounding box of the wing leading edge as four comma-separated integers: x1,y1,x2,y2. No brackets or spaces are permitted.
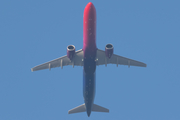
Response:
96,49,146,67
31,49,83,72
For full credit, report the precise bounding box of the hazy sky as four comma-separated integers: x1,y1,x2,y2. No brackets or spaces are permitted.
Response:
0,0,180,120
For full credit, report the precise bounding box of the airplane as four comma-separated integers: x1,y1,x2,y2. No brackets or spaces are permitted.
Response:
31,2,146,117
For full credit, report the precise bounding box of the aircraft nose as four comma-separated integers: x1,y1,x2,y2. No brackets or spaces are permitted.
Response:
86,2,95,10
88,2,93,6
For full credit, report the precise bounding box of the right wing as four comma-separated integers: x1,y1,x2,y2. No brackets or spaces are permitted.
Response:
31,49,83,72
96,49,146,67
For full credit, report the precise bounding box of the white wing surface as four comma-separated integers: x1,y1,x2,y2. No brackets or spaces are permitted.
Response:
96,49,146,67
31,49,83,71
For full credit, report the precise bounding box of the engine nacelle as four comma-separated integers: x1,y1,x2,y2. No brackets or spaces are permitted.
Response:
67,45,75,60
105,44,113,58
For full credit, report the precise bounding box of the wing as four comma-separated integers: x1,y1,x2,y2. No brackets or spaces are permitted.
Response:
96,49,146,67
31,49,83,71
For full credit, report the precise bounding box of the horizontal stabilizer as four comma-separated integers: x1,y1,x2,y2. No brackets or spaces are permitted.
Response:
92,104,109,113
68,104,86,114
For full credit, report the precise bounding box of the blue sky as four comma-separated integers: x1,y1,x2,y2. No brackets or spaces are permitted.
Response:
0,0,180,120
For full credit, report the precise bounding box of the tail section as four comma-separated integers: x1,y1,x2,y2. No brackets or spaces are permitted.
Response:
68,103,109,115
68,104,86,114
92,104,109,113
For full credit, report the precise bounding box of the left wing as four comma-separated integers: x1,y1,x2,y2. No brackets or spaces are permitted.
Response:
31,49,83,71
96,49,146,67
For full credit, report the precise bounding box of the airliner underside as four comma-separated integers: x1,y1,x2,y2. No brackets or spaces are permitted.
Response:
31,2,146,117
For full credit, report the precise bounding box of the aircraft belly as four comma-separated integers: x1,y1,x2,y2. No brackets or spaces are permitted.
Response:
83,59,96,112
83,1,96,53
82,2,97,116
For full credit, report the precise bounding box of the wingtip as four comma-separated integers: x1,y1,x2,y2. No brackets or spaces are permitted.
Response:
68,111,70,114
31,68,34,72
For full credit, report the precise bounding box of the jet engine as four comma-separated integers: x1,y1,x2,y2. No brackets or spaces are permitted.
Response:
105,44,113,58
67,45,75,60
